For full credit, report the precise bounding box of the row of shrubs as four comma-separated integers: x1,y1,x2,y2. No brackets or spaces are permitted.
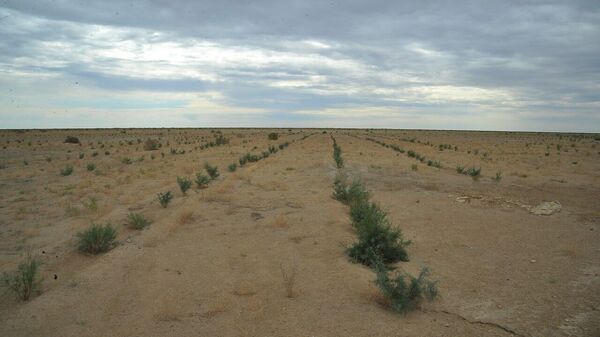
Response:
365,136,505,182
237,142,289,168
366,137,443,169
332,136,344,168
2,211,152,301
5,134,307,302
331,139,437,313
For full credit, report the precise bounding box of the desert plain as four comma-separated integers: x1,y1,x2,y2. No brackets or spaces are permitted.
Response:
0,128,599,337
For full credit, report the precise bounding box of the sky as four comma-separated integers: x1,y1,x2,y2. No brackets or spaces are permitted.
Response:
0,1,599,131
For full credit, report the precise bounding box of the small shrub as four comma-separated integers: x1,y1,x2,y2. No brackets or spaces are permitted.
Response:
77,223,117,254
177,176,192,194
374,260,437,313
121,157,132,165
86,163,96,171
195,173,210,188
493,171,502,182
2,253,41,301
64,136,80,144
456,166,465,174
204,163,219,179
60,165,74,176
157,191,173,208
268,132,279,140
79,153,84,159
466,167,481,178
411,164,418,171
228,163,237,172
127,213,150,230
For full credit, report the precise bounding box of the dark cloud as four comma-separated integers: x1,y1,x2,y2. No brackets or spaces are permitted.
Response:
0,1,599,130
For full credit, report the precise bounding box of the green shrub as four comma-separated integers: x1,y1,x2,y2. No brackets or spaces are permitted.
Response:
195,173,210,188
127,213,150,230
77,223,117,254
411,164,418,171
374,259,437,313
228,163,237,172
2,253,41,301
60,165,74,176
268,132,279,140
333,174,349,202
493,171,502,182
86,163,96,171
347,200,410,266
332,140,344,168
332,175,369,205
121,157,132,165
238,155,248,166
466,167,481,178
456,166,465,174
427,160,441,168
177,176,192,194
346,179,369,205
157,191,173,208
204,163,219,179
79,153,84,159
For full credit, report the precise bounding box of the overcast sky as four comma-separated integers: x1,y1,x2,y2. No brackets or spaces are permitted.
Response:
1,1,599,131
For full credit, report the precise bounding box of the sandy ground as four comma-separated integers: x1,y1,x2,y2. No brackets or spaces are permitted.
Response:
0,129,599,337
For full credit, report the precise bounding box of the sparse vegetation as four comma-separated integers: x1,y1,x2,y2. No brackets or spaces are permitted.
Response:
268,132,279,140
86,163,96,171
127,213,151,230
77,223,117,254
60,165,74,176
2,253,42,301
228,163,237,172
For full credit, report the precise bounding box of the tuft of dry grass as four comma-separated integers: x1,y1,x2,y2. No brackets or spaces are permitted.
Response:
177,211,194,225
280,257,298,298
272,214,289,228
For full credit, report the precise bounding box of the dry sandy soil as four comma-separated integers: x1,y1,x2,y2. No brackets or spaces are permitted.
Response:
0,128,599,337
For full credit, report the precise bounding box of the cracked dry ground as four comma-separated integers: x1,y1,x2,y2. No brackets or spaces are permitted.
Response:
1,130,599,336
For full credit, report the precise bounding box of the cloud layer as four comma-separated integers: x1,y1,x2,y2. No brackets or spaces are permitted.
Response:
1,1,599,131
